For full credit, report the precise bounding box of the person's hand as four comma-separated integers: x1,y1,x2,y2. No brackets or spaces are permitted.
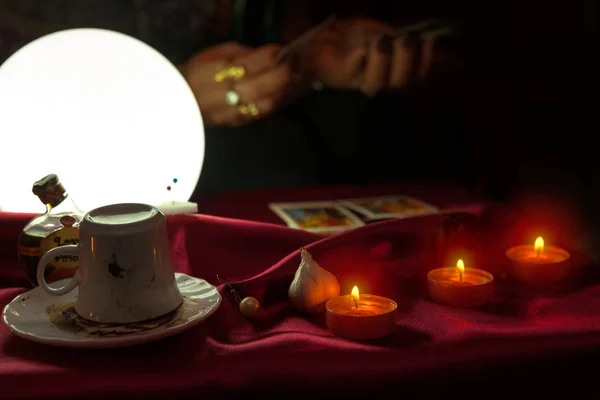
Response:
181,42,292,127
304,18,436,96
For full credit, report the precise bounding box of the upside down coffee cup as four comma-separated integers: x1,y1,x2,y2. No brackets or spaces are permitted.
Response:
37,203,182,324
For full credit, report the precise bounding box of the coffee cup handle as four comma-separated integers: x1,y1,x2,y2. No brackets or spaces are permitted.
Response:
37,245,81,296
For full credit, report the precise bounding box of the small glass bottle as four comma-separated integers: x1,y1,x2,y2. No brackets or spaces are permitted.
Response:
17,174,85,286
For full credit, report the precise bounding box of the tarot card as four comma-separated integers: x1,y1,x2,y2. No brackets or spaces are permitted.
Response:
268,201,364,233
340,195,439,220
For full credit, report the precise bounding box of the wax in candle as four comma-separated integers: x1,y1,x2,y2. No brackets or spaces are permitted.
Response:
329,298,392,317
506,238,570,284
326,293,397,340
506,246,569,263
448,277,479,286
428,264,494,308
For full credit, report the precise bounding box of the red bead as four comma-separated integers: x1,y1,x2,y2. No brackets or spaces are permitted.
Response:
167,186,171,191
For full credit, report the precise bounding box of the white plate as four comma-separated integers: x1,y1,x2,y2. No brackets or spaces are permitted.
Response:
2,273,221,348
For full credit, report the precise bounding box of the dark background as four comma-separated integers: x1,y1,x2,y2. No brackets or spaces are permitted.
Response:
0,0,596,248
290,0,594,202
290,0,597,247
182,0,597,251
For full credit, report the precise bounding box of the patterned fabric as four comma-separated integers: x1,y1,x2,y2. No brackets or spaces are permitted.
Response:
0,0,225,64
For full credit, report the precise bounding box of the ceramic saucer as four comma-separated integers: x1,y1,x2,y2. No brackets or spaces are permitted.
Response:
2,273,221,348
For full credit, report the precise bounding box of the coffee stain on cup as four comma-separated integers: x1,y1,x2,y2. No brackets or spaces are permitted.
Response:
46,297,190,337
107,254,125,278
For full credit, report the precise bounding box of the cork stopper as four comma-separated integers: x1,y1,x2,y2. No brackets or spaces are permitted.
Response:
32,174,67,206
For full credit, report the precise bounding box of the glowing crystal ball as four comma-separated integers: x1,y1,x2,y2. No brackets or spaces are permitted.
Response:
0,28,204,213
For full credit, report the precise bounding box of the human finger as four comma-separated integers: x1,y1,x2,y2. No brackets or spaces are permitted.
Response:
337,46,368,87
389,33,420,87
389,35,413,87
202,44,280,88
198,63,291,112
361,34,393,96
208,94,284,127
230,44,281,77
338,17,394,49
230,63,291,104
185,43,281,88
184,43,252,87
312,45,367,89
418,36,435,80
201,41,251,61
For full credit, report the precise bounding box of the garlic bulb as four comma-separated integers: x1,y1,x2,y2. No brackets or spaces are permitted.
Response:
288,248,340,314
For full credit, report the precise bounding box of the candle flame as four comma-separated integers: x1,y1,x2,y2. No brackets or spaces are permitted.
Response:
456,259,465,281
351,286,360,302
535,236,544,253
456,259,465,274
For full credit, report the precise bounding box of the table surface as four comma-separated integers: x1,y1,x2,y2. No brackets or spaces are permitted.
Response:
2,184,600,399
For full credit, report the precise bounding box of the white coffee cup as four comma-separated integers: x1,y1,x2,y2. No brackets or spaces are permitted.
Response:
37,203,182,324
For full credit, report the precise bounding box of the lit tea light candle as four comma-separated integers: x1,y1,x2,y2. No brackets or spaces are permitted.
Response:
326,286,397,340
428,259,494,308
506,236,570,284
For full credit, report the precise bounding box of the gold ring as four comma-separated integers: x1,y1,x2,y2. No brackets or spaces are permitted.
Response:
238,103,260,118
214,65,246,83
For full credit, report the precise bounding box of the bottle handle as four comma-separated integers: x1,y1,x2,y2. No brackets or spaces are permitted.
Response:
37,245,81,296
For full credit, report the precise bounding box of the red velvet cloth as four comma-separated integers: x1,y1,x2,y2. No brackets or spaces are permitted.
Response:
1,203,600,399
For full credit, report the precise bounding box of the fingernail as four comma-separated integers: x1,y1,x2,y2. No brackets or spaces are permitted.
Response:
377,35,393,54
405,32,420,49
